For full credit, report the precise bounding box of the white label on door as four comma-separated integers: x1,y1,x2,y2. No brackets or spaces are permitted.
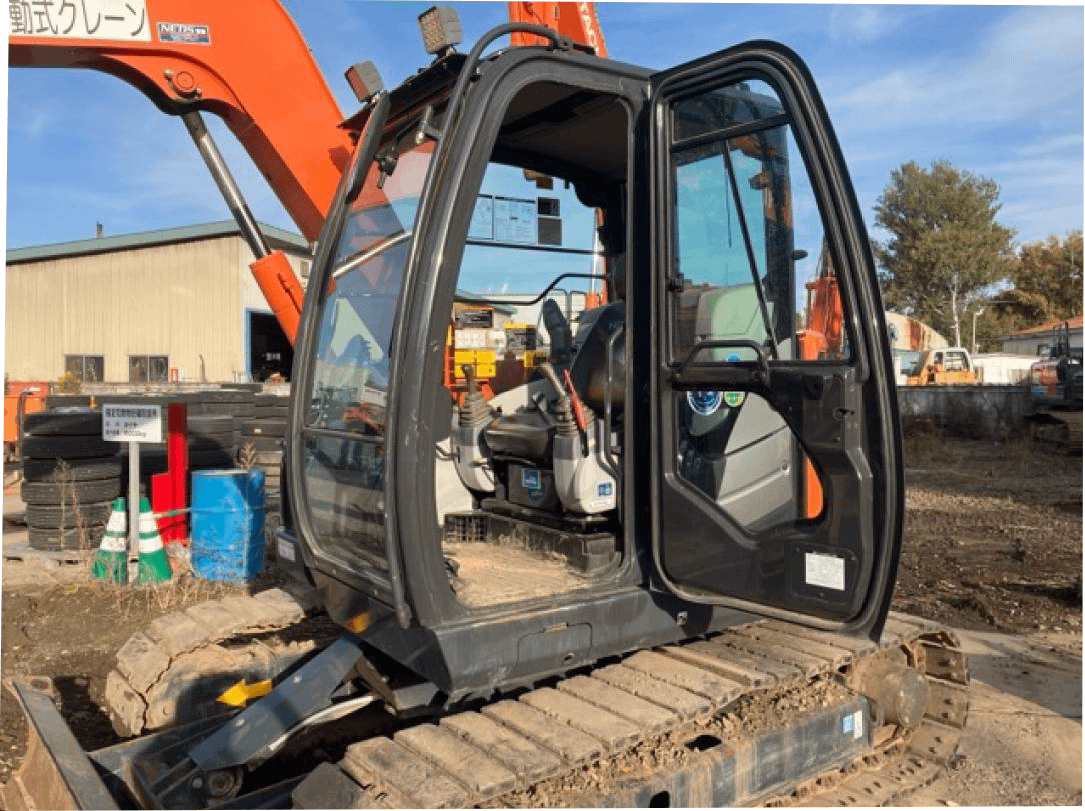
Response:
805,551,845,590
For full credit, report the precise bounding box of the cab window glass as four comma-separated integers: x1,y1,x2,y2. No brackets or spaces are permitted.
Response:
670,79,849,366
300,144,433,576
668,78,843,530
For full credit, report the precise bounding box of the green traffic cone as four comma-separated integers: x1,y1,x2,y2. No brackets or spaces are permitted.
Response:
91,497,128,583
133,496,172,584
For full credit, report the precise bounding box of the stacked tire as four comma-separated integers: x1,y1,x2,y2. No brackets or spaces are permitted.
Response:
182,389,255,481
240,393,289,515
20,409,122,552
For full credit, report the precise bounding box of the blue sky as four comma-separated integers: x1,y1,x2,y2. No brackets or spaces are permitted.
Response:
5,2,1083,254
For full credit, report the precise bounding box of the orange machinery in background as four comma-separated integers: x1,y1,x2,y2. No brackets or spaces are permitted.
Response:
3,382,48,467
795,247,844,518
508,1,608,57
797,245,845,362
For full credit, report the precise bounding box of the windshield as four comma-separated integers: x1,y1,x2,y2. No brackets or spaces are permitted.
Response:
297,140,433,579
308,147,432,431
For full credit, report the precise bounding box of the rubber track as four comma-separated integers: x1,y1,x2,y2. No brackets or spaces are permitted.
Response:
306,612,968,808
1030,410,1083,454
104,583,324,736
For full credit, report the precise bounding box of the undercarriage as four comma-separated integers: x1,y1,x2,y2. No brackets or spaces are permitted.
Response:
3,585,967,809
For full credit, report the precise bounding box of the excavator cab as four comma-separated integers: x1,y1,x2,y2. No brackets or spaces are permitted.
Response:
282,28,903,706
6,14,928,811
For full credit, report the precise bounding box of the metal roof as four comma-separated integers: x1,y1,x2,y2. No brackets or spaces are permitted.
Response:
1001,315,1084,339
6,220,312,264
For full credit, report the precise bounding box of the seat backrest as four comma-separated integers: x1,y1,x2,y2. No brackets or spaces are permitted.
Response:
569,301,626,415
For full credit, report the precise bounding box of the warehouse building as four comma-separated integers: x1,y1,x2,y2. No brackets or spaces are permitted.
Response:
5,221,312,385
999,315,1083,356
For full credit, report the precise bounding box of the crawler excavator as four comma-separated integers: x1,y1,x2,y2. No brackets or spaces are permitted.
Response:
4,3,970,808
1026,320,1083,452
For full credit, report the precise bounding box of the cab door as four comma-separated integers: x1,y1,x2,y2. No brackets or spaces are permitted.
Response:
648,42,903,636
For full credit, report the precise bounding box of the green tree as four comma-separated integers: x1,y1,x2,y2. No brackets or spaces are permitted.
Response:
874,160,1015,346
1007,231,1083,322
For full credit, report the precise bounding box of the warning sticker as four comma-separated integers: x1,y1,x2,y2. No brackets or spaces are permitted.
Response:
277,538,296,563
9,0,151,41
804,551,845,591
842,710,864,739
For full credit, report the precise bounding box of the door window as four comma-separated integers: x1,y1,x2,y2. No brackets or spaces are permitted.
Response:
668,80,838,525
653,65,895,625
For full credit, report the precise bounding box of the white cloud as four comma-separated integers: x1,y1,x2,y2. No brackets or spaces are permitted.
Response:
818,6,1082,245
827,5,898,44
10,104,54,140
831,7,1083,133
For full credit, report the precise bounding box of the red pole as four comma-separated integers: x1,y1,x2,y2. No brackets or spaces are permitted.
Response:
151,471,172,538
164,402,189,543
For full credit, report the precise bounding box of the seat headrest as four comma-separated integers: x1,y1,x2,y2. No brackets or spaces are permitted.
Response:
612,255,627,301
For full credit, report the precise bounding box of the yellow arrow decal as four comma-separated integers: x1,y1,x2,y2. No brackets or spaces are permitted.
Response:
217,678,273,707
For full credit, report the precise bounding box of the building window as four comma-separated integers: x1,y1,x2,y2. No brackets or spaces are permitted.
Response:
64,355,104,383
129,355,169,383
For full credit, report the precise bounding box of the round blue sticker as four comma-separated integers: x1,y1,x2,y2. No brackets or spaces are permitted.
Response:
687,390,723,416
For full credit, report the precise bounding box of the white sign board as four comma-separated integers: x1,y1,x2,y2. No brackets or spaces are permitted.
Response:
469,195,495,240
9,0,152,42
494,196,537,244
103,404,162,443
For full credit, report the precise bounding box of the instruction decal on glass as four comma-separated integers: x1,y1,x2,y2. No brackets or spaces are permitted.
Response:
469,195,495,240
493,196,536,244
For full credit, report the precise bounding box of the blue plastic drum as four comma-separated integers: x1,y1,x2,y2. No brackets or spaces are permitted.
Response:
190,468,266,581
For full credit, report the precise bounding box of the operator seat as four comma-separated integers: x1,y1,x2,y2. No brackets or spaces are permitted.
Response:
481,257,627,466
567,255,627,415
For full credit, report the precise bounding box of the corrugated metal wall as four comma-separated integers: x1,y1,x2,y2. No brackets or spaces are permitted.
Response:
6,236,247,383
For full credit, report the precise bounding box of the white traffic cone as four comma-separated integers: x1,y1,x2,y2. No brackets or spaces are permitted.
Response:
133,496,172,584
91,497,127,583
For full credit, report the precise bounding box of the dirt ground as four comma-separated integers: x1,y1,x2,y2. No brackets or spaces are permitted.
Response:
0,434,1081,805
894,433,1082,636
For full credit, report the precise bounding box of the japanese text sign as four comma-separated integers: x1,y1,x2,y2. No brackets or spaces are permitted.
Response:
9,0,150,42
103,403,162,443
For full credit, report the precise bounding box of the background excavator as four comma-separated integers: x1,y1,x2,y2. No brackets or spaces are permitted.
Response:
5,3,970,808
1025,320,1084,451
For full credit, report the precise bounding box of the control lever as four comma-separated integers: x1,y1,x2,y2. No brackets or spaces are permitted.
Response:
562,368,588,433
538,363,579,440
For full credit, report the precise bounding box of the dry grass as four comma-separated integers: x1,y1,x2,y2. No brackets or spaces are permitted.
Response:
237,441,257,468
77,489,258,617
82,555,253,619
51,459,94,555
119,573,249,616
902,423,1050,484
